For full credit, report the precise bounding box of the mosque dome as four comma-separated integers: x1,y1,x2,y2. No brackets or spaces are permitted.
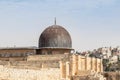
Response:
39,24,72,49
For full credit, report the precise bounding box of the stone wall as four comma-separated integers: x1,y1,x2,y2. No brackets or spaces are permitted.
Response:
0,61,59,69
0,48,36,58
0,54,70,70
60,54,103,80
27,54,68,61
0,57,26,61
0,54,105,80
72,55,103,73
0,65,60,80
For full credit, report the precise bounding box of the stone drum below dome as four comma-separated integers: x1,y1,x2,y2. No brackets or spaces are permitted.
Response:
39,25,72,49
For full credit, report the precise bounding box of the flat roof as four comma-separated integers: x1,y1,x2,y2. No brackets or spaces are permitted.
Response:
0,47,38,50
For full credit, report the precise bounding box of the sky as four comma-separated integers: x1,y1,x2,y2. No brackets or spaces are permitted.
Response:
0,0,120,51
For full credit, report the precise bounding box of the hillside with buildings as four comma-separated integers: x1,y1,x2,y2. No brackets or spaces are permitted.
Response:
77,46,120,72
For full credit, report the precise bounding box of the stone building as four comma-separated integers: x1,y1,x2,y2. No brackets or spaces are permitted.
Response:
0,48,36,61
0,21,105,80
37,24,72,55
0,22,73,60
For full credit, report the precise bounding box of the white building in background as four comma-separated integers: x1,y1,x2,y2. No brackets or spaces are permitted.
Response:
99,47,112,59
109,55,118,63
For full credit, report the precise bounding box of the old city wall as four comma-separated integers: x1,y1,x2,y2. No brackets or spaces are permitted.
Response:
0,57,26,61
0,54,68,69
27,54,68,61
0,54,104,80
73,55,103,74
60,54,103,80
0,54,103,75
0,61,59,69
0,54,68,80
0,65,60,80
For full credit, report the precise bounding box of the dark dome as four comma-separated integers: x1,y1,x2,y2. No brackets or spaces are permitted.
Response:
39,25,72,49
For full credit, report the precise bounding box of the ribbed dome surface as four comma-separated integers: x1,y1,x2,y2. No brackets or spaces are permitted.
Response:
39,25,72,49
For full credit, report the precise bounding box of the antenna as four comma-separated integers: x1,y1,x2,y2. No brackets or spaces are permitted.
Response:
54,17,56,25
